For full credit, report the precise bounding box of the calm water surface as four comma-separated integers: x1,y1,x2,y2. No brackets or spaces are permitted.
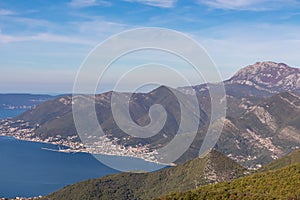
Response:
0,109,165,198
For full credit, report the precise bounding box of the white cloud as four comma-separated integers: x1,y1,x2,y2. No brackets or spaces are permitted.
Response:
68,0,112,8
124,0,177,8
11,17,54,29
75,20,129,36
198,0,299,11
0,14,130,46
0,9,15,15
0,33,93,45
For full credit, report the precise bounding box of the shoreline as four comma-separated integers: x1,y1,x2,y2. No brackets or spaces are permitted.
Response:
0,134,173,167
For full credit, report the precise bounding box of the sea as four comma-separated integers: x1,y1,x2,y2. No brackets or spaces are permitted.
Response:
0,108,26,119
0,109,165,198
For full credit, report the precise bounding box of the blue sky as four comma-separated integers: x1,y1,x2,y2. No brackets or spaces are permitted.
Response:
0,0,300,93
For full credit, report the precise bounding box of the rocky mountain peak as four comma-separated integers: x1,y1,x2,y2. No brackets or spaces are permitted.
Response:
229,61,300,92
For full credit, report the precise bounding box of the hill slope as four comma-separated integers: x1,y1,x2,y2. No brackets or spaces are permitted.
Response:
260,149,300,172
215,91,300,168
160,149,300,200
43,150,246,200
159,164,300,200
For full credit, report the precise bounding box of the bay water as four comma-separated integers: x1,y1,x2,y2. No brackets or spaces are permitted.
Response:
0,109,164,198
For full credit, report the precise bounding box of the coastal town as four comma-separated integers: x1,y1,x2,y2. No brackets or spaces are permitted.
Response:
0,196,42,200
0,118,160,164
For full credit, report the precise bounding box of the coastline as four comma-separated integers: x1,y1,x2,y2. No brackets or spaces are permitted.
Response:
0,135,172,167
0,119,174,166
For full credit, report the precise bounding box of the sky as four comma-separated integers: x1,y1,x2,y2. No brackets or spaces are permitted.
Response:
0,0,300,94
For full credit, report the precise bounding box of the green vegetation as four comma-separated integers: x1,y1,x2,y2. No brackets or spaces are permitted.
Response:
42,150,246,200
159,164,300,200
260,149,300,172
43,149,300,200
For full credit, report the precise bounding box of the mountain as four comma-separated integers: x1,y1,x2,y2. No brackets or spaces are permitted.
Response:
159,164,300,200
165,90,300,168
1,61,300,168
0,94,55,110
214,91,300,168
229,61,300,94
179,61,300,98
42,150,246,200
13,86,207,146
176,62,300,167
15,94,76,139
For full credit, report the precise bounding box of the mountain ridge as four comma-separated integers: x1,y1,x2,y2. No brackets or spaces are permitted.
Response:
1,61,299,168
229,61,300,93
179,61,300,97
